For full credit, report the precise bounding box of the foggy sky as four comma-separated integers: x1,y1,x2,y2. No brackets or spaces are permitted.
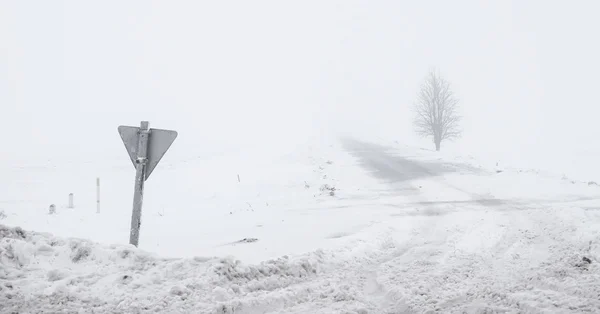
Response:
1,1,599,163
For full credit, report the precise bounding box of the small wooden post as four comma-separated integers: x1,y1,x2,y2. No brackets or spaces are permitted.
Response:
96,178,100,213
68,193,74,208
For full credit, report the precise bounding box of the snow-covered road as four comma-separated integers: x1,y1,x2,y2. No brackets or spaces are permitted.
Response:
2,139,600,313
281,140,600,313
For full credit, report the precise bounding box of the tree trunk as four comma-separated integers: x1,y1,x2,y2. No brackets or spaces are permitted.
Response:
435,140,441,151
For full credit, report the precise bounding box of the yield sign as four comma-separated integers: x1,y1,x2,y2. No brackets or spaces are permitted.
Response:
118,124,178,180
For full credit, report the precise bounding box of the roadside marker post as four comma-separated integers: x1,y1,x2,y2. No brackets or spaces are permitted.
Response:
96,178,100,213
118,121,177,247
68,193,74,209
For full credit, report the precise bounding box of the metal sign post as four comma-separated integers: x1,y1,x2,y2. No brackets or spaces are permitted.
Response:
118,121,177,247
129,121,149,246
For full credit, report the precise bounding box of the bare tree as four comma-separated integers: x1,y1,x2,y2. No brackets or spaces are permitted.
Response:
413,70,461,151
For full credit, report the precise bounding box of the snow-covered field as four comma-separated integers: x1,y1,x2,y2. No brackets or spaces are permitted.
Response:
2,138,600,313
0,136,381,263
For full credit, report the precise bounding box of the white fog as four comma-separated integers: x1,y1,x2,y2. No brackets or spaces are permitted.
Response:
1,1,599,313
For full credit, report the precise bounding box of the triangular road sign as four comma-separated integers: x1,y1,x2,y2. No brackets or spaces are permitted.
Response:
118,125,178,180
145,128,178,179
118,126,140,169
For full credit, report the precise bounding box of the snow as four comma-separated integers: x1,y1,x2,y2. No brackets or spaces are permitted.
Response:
0,137,383,263
2,138,600,313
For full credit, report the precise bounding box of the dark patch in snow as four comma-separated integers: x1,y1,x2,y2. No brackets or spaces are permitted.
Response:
576,256,593,269
120,274,133,285
0,225,27,240
170,285,189,296
192,256,213,263
119,249,132,259
14,228,26,239
49,238,64,247
583,256,592,264
218,238,260,247
236,238,258,244
70,242,91,263
211,252,323,288
47,269,68,282
320,184,336,196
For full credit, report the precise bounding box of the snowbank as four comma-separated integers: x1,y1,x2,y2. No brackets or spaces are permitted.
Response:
0,224,328,313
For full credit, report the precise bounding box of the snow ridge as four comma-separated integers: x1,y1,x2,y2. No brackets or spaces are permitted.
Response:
0,224,328,313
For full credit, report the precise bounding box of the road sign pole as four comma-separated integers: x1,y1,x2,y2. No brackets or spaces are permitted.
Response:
119,121,177,247
129,121,150,247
